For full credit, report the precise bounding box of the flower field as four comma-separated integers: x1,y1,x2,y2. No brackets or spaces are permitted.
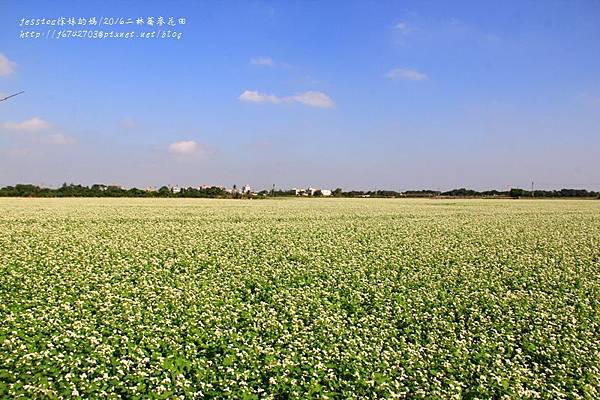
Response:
1,198,599,399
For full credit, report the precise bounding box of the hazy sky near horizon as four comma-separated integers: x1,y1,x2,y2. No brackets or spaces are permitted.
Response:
1,0,599,191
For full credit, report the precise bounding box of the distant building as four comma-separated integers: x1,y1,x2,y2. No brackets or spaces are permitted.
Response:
306,187,332,196
241,184,251,194
171,186,181,194
291,187,332,196
145,186,157,192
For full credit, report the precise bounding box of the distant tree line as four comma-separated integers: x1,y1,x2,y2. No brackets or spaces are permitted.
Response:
506,188,599,198
0,184,598,199
0,184,231,198
329,187,599,198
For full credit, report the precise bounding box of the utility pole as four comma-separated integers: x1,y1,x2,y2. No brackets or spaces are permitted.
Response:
272,184,275,198
531,181,534,198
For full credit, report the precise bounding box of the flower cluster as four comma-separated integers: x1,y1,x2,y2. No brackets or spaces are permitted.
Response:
0,198,598,398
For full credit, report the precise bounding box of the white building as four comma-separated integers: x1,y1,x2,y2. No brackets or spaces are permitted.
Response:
241,184,251,194
171,185,181,194
306,187,332,196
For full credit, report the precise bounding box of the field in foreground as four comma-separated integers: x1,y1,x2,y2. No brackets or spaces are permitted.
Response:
1,198,599,399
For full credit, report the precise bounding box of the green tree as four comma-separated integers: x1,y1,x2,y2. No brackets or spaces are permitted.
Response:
158,186,171,196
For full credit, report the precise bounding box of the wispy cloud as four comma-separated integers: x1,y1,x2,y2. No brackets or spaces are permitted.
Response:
238,90,334,108
0,53,16,76
285,91,334,108
386,68,428,81
1,117,73,145
250,56,274,67
239,90,281,104
46,133,73,145
169,140,198,155
168,140,210,157
3,117,51,132
392,21,411,34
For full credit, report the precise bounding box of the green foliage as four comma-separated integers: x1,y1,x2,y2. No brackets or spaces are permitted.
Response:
0,184,598,198
0,198,599,398
510,188,528,198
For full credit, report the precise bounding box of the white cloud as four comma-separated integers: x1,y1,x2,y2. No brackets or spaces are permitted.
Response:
393,21,411,34
386,68,428,81
3,117,51,132
238,90,281,104
1,117,73,146
284,91,335,108
238,90,334,108
0,53,16,76
168,140,208,156
250,57,274,67
46,133,72,145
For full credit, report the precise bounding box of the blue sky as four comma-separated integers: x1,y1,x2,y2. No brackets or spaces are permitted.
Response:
1,0,599,191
